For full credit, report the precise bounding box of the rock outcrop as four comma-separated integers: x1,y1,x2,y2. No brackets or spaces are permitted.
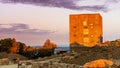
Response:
40,39,57,49
99,39,120,46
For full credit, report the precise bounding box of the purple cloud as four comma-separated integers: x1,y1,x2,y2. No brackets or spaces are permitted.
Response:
0,0,120,12
0,24,54,35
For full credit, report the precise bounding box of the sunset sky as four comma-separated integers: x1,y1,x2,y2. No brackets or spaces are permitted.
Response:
0,0,120,46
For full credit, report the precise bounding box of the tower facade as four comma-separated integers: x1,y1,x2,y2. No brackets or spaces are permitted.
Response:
70,14,102,47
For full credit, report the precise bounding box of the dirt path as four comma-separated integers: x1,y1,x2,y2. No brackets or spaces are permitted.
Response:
0,64,18,68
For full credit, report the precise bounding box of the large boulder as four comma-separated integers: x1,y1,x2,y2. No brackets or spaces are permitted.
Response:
0,58,9,65
83,59,113,68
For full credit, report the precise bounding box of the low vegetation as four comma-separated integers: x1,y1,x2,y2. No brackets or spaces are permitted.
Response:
65,45,120,65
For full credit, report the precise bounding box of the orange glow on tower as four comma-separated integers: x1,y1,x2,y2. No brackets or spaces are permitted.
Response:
70,13,102,47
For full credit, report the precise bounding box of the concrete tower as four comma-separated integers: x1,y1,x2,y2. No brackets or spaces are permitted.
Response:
70,14,102,47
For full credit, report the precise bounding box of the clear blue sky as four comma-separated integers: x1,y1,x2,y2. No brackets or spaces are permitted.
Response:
0,0,120,46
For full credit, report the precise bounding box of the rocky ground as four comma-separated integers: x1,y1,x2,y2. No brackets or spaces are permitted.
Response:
1,46,120,68
0,52,28,61
17,52,120,68
0,52,120,68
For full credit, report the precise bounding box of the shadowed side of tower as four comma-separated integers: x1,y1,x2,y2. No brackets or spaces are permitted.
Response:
70,13,103,52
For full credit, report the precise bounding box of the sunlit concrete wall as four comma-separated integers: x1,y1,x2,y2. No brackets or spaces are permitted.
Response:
70,13,102,47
